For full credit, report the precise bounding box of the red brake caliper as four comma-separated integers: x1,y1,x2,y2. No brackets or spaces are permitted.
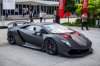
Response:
48,44,52,49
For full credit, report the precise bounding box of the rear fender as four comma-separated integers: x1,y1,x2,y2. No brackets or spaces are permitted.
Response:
11,29,25,45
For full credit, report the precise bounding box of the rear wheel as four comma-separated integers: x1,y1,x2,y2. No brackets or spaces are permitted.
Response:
7,32,16,45
44,38,58,55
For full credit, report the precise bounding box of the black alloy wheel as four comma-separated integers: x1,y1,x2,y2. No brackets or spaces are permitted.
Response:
7,32,16,45
45,38,58,55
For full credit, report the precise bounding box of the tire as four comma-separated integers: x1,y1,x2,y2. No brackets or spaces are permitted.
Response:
7,32,16,45
44,38,58,55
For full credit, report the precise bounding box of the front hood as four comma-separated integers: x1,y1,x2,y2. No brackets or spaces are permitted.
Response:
68,34,92,49
59,33,92,49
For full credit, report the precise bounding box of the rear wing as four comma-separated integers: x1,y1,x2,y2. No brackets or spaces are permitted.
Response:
8,21,30,28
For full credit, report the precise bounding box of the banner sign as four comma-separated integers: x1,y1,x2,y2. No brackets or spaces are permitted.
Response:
59,0,66,18
66,12,71,17
82,0,88,14
3,0,15,9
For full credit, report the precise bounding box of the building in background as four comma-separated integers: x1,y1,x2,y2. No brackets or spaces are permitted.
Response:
0,0,59,19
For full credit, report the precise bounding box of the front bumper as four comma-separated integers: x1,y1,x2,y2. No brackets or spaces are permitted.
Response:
55,38,93,57
59,47,93,57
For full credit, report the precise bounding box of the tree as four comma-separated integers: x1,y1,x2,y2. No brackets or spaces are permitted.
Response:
65,0,76,12
75,0,100,18
75,4,82,17
75,0,100,26
65,0,76,25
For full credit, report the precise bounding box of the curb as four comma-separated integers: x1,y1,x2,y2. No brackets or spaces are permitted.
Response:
0,26,8,29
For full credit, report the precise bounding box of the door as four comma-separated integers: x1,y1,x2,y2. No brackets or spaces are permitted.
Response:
18,28,37,45
18,25,44,47
31,26,44,47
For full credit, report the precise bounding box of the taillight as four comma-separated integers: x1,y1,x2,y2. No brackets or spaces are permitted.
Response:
60,34,72,39
74,32,80,36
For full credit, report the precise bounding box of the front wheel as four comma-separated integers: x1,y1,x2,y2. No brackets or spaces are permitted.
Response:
44,38,58,55
7,32,16,45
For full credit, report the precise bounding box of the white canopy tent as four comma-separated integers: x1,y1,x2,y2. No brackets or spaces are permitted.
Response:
16,0,59,6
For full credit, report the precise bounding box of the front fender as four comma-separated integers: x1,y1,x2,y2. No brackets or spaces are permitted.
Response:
43,34,70,53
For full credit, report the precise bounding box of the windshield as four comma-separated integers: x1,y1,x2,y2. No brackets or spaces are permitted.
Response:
44,24,74,34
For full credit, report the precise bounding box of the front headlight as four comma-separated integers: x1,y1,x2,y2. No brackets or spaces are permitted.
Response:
61,40,71,47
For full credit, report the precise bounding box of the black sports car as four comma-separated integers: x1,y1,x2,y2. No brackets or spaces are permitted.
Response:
7,21,93,56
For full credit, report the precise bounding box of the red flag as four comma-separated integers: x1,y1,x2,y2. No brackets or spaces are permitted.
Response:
82,0,88,15
59,0,66,18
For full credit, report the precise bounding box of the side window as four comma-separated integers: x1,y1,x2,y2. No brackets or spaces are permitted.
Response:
27,25,48,34
27,26,42,32
35,26,48,34
28,26,34,31
35,26,42,32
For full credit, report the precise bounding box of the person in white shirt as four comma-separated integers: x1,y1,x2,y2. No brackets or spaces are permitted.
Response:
39,11,44,23
43,12,47,22
29,10,33,22
23,8,26,17
53,10,57,23
81,13,89,30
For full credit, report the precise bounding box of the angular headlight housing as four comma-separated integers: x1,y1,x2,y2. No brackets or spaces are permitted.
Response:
61,40,71,47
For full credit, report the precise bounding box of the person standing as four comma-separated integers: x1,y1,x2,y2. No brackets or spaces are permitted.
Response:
43,12,47,22
26,8,28,15
39,11,43,23
55,12,60,24
6,10,9,17
81,13,89,30
29,10,33,23
53,10,57,23
23,7,26,17
32,9,34,18
15,8,18,15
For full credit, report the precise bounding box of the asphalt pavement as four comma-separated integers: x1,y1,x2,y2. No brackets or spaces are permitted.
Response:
0,25,100,66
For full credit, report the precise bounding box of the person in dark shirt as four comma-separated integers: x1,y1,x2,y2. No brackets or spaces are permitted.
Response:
55,12,60,24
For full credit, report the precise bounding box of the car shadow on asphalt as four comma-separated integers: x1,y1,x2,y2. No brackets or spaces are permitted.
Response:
58,52,93,58
19,45,93,58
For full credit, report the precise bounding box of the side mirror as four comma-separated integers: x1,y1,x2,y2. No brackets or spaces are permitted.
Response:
40,29,43,34
13,23,18,26
34,27,36,31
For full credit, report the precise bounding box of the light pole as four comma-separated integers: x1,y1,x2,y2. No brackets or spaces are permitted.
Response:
0,0,2,18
